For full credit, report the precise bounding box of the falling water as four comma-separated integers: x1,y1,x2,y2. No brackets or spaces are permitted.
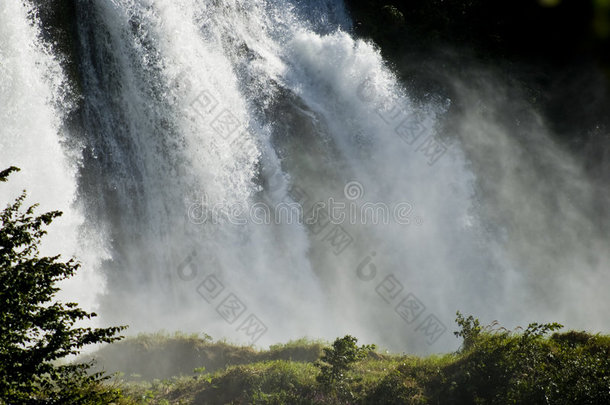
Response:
0,0,106,313
2,0,608,354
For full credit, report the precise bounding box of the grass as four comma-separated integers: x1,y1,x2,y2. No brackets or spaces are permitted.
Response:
83,333,324,382
74,316,610,404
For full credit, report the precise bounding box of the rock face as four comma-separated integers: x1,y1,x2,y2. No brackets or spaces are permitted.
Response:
344,0,610,177
30,0,80,89
345,0,610,62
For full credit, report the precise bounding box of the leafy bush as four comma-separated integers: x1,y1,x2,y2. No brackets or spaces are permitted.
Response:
111,321,609,404
191,361,317,405
0,167,126,404
430,312,610,405
315,335,376,401
365,369,426,405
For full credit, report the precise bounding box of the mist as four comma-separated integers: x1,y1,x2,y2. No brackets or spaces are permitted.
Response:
1,0,608,357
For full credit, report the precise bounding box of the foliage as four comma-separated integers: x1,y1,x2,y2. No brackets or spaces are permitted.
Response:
365,369,426,405
191,361,318,405
85,334,324,382
454,311,483,351
113,318,609,404
430,313,609,405
0,167,126,404
315,335,376,401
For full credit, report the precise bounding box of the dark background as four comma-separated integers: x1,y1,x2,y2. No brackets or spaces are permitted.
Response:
344,0,610,174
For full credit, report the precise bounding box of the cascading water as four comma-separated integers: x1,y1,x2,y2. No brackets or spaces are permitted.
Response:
2,0,608,354
0,0,106,313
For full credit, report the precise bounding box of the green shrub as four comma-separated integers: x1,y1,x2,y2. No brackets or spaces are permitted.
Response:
429,313,609,405
315,335,376,401
0,167,126,404
109,317,608,404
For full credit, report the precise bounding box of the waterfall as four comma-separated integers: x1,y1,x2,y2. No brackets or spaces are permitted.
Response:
2,0,608,354
0,0,106,313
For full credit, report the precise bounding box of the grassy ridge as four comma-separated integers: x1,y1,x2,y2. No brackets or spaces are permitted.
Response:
85,316,609,404
84,334,325,382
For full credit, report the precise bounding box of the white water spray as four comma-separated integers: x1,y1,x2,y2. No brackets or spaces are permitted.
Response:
3,0,607,354
0,0,106,313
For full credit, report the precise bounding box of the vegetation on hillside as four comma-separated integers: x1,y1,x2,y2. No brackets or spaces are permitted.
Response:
83,333,325,382
96,318,608,404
